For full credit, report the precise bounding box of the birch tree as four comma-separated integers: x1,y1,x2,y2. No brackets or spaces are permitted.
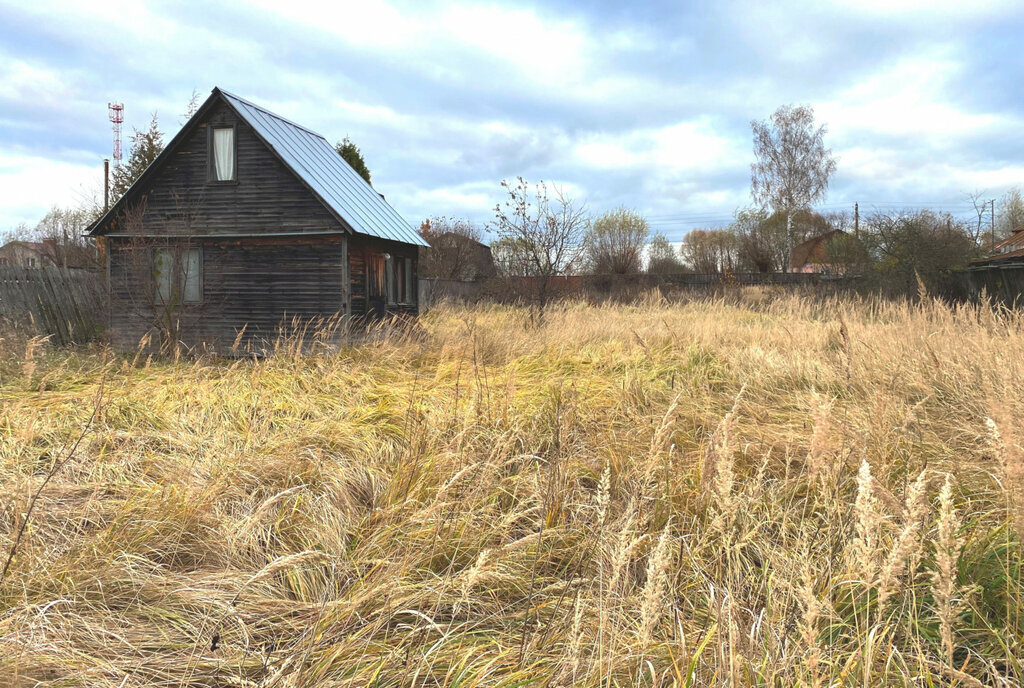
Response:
751,105,836,270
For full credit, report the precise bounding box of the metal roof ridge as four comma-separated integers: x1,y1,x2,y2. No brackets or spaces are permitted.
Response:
216,87,429,247
216,88,328,140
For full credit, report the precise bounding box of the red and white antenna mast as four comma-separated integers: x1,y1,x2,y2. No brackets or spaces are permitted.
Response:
108,102,124,167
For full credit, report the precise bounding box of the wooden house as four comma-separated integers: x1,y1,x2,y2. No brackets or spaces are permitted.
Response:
0,238,96,270
0,240,58,268
789,229,851,275
970,226,1024,266
88,87,428,353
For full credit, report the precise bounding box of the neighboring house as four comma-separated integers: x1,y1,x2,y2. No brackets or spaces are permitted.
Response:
88,87,429,352
0,239,57,268
440,232,496,280
421,230,497,281
970,227,1024,266
789,230,851,274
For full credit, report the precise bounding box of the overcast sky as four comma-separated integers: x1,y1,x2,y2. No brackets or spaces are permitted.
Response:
1,0,1022,241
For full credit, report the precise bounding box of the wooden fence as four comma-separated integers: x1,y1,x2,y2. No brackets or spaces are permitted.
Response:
419,272,826,310
0,267,105,345
418,279,484,311
961,264,1024,305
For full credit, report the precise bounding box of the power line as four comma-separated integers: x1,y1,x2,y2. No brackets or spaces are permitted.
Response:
647,203,975,221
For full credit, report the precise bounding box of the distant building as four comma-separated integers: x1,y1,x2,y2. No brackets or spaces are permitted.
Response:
789,230,851,274
421,231,496,281
970,227,1024,266
0,239,58,268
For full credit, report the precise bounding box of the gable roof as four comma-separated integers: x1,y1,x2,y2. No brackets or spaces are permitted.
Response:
0,240,55,258
992,226,1024,253
790,229,846,269
91,87,428,247
970,227,1024,266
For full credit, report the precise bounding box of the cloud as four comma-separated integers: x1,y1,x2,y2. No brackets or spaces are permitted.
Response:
0,0,1021,236
0,149,101,227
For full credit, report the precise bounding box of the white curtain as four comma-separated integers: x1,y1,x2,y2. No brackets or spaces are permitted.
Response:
213,128,234,180
183,249,201,303
154,248,172,303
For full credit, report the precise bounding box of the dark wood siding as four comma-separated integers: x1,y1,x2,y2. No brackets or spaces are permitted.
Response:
349,238,419,318
105,101,342,237
350,247,366,317
202,236,345,347
108,236,346,352
108,234,417,352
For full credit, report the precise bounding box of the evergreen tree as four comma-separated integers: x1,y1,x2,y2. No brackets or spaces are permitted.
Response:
111,113,165,201
336,136,371,185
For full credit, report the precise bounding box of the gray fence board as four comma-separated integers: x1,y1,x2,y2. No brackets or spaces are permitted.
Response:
0,267,104,344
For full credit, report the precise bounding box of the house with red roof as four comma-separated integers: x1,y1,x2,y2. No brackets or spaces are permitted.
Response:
971,227,1024,266
789,230,852,274
0,239,59,268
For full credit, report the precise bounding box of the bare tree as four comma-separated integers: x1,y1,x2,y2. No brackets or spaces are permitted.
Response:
730,208,776,273
968,190,993,248
110,194,211,354
751,104,837,270
418,217,493,280
996,186,1024,239
859,209,980,295
490,236,535,278
583,207,649,275
179,89,201,126
492,178,588,318
680,228,738,273
645,233,683,275
32,206,98,269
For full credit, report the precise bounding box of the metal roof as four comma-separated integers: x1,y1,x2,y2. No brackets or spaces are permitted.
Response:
218,89,428,247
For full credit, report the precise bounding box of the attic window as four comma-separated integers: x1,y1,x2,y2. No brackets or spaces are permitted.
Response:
211,126,235,181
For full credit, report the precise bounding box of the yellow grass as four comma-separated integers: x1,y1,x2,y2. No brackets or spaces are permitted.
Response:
1,289,1022,687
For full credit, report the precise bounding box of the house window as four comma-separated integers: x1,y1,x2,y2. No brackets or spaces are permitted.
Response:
211,126,236,181
155,247,202,304
385,254,395,305
26,256,38,268
394,257,414,304
368,253,415,305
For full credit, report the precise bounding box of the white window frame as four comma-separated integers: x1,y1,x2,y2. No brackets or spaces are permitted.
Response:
210,125,237,182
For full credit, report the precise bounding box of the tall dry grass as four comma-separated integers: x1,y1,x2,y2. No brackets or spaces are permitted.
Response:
0,289,1022,686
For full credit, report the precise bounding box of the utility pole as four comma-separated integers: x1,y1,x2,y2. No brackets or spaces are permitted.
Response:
854,202,859,238
991,198,996,250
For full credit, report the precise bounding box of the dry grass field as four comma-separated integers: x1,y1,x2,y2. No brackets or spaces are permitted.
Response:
1,290,1022,687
